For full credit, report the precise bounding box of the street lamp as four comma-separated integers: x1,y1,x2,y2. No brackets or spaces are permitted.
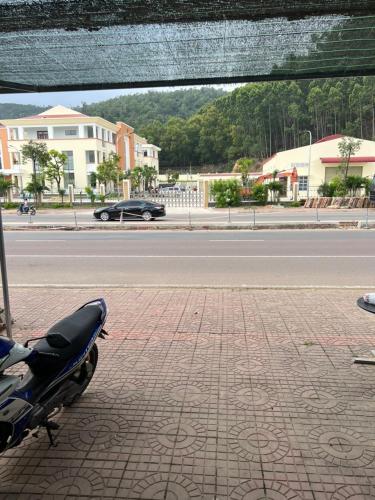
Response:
303,130,312,200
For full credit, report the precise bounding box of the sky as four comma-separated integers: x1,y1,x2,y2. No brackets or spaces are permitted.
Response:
0,84,242,108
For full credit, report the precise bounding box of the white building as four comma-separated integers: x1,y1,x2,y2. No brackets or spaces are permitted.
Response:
262,134,375,199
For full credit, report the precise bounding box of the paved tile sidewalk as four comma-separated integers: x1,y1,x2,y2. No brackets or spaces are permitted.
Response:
1,288,375,499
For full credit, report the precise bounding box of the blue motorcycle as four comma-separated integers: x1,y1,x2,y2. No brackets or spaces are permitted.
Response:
0,298,108,451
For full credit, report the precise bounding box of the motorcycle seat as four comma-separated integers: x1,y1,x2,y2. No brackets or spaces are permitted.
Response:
28,306,102,376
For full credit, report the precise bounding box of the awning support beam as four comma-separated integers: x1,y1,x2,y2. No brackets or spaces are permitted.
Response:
0,206,12,339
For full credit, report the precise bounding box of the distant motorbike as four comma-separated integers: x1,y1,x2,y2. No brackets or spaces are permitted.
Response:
0,299,108,452
17,205,36,216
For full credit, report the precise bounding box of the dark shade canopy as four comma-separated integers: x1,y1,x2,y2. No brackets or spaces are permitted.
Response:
1,0,375,93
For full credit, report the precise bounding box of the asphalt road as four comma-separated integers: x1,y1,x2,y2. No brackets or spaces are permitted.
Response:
4,230,375,287
3,207,375,225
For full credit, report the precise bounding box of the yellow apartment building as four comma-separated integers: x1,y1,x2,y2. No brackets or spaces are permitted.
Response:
134,134,161,170
0,105,159,192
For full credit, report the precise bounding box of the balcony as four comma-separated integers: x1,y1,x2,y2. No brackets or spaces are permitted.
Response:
86,163,97,173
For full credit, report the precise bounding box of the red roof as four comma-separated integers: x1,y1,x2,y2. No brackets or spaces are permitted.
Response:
315,134,344,144
321,156,375,163
22,112,87,119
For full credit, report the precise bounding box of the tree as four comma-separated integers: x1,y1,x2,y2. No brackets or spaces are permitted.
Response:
25,175,48,205
233,158,255,187
130,167,144,192
42,149,67,192
0,175,13,203
58,188,66,204
337,137,362,180
267,181,283,203
166,170,180,184
96,153,121,190
142,166,158,191
21,141,49,204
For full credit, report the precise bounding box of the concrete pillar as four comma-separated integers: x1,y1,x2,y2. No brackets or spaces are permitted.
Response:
203,180,209,209
292,182,299,201
68,184,74,205
122,179,130,201
47,126,53,139
99,183,105,196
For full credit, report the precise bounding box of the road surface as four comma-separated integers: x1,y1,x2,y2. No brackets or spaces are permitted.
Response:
4,230,375,287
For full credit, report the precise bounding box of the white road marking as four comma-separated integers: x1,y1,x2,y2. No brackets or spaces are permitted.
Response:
5,254,375,258
15,240,66,242
209,239,265,242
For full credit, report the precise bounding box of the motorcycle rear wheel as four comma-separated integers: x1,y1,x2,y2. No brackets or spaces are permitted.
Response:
63,343,98,406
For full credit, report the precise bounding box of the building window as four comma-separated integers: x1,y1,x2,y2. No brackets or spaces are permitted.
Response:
299,176,308,191
112,133,116,144
62,150,74,185
97,151,100,163
87,126,94,138
143,151,148,157
37,130,48,139
65,129,77,136
9,128,19,140
11,152,20,165
86,150,95,164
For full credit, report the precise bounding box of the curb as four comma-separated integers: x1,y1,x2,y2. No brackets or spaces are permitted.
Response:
6,284,375,290
2,221,374,231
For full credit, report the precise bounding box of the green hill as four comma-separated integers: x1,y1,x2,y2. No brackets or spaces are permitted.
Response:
79,88,227,131
0,103,45,119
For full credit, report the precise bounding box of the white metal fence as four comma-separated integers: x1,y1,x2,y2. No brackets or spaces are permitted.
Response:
131,191,204,207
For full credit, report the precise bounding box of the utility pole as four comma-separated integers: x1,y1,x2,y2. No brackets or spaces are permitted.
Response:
305,130,312,200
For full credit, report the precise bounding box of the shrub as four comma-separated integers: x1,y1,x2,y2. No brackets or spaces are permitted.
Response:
3,202,18,209
317,182,335,197
85,187,96,205
251,184,268,204
290,201,301,207
210,179,241,208
330,176,347,196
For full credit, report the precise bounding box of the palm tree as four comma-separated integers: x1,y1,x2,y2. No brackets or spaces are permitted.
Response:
0,175,13,204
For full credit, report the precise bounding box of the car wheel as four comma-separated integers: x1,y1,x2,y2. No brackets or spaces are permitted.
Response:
142,210,153,221
100,211,110,221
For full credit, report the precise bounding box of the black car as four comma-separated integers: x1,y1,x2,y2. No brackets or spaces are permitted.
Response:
94,200,166,221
